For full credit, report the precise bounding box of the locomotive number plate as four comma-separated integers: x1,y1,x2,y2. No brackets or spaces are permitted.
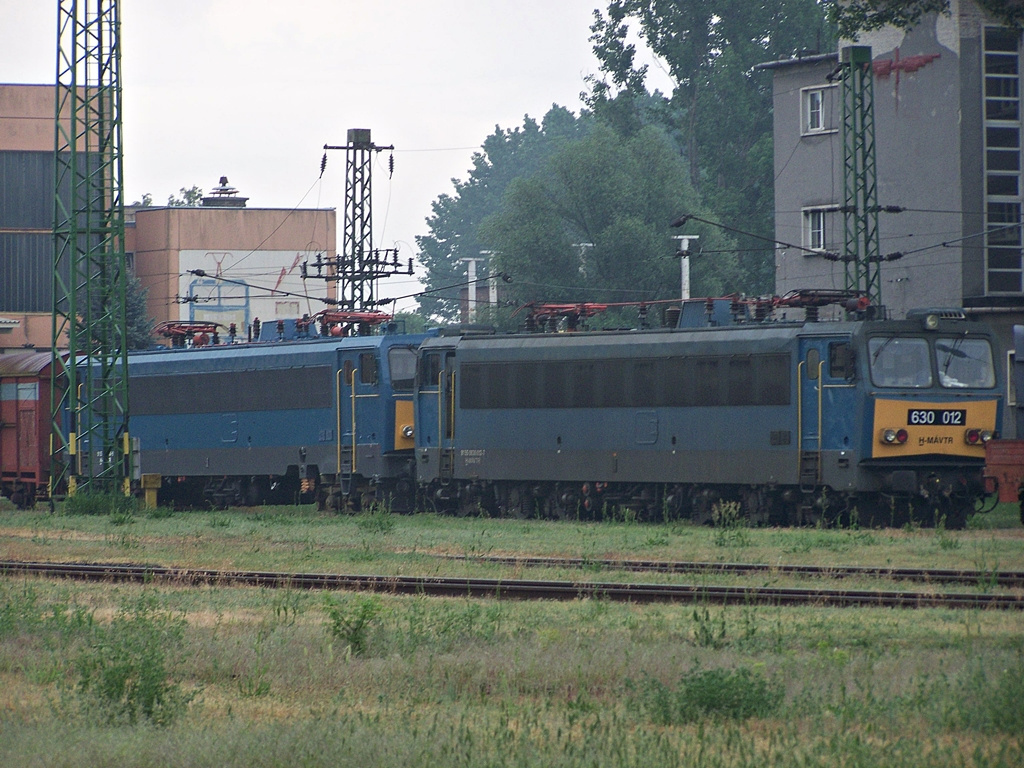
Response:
907,408,966,426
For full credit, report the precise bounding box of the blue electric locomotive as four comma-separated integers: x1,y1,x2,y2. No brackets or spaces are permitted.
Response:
129,318,436,510
413,298,1002,527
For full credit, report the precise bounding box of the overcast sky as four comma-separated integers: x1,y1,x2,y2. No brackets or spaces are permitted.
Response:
2,1,650,311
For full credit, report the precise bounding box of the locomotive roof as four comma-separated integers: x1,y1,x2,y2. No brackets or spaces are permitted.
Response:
127,331,432,374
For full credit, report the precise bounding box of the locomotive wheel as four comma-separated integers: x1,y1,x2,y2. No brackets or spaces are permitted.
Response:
503,486,532,519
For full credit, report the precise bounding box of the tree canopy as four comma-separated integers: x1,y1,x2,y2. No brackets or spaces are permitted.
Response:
829,1,1024,40
480,123,740,311
167,186,203,207
412,0,1019,325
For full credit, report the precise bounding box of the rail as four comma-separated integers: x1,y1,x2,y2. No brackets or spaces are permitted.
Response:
2,560,1021,610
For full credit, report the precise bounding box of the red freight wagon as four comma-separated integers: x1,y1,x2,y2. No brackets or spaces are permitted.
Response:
985,439,1024,504
0,352,54,508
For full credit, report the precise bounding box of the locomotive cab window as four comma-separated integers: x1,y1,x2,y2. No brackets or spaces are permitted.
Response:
388,347,417,391
868,337,932,388
419,352,442,389
359,353,378,385
936,337,996,389
829,341,855,380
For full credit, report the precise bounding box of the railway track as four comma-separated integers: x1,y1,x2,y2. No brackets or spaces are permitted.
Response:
441,554,1024,588
2,560,1022,610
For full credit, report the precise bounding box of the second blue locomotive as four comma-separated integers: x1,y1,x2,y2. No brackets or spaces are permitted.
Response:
412,298,1001,528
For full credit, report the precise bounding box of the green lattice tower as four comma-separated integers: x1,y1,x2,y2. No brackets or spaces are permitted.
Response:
840,45,883,309
50,0,131,498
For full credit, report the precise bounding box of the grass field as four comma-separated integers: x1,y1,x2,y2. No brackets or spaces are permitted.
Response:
1,500,1022,767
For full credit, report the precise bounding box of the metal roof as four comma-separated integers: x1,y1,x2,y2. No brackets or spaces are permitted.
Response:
0,351,52,376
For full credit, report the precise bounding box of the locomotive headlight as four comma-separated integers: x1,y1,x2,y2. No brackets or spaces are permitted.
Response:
882,428,908,445
965,428,981,445
401,424,414,439
923,313,940,331
981,430,994,443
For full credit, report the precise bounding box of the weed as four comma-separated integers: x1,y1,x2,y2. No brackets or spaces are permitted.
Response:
935,523,961,551
643,531,669,548
712,501,750,547
323,594,382,657
0,584,41,638
271,589,303,627
936,657,1024,733
63,491,139,518
109,509,135,526
66,595,195,726
632,666,784,724
237,632,272,698
972,542,1002,592
690,602,727,648
356,505,396,536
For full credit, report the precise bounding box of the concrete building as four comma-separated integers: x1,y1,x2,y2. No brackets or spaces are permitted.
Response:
0,83,336,351
127,196,336,337
760,0,1024,430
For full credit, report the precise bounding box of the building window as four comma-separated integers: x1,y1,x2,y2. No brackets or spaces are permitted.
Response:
984,27,1024,294
801,85,836,135
802,207,832,252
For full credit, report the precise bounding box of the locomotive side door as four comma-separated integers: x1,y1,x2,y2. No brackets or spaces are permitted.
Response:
798,335,858,491
798,338,827,489
335,347,380,490
438,352,457,480
413,345,456,483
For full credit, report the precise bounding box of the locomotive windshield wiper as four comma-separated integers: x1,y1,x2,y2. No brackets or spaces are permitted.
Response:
937,337,967,374
871,335,897,361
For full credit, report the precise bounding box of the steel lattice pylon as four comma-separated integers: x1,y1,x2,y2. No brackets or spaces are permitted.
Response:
319,129,411,312
50,0,131,497
839,45,883,309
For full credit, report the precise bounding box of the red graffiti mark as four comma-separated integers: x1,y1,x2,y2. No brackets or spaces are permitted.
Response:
273,252,305,295
873,48,940,111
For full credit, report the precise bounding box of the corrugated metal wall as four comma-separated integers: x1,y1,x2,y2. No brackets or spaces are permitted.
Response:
0,150,74,313
0,232,58,311
0,151,54,229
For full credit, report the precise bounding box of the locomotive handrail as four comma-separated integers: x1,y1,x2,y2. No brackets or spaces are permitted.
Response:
335,368,344,479
797,360,804,466
351,367,358,474
437,370,443,458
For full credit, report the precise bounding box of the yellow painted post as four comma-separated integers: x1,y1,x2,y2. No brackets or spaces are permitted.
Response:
141,474,161,509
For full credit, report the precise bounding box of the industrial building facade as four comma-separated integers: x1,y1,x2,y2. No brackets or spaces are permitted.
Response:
762,0,1024,433
1,84,336,352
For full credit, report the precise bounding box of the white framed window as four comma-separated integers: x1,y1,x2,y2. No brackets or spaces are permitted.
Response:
802,207,832,253
801,85,837,135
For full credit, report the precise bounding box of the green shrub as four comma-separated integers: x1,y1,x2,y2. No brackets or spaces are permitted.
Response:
68,595,194,726
63,491,139,518
323,595,382,657
632,666,784,724
943,658,1024,733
